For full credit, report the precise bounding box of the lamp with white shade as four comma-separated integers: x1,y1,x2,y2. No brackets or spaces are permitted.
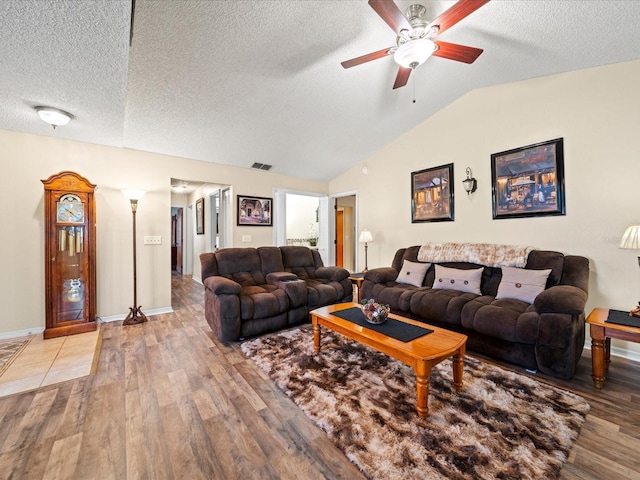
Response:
122,189,147,325
619,224,640,317
359,229,374,273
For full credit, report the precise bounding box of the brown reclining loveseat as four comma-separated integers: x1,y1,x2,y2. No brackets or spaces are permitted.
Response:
200,246,352,341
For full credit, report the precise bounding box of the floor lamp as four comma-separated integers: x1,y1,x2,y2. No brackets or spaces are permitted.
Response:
359,229,374,273
122,189,148,325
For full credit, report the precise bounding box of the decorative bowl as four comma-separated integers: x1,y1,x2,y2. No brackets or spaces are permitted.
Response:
361,299,390,324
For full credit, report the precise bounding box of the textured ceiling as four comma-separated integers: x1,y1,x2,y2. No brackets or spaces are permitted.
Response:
2,1,640,181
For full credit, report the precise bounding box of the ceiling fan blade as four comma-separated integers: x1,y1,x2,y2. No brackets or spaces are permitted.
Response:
392,67,412,89
433,41,484,64
368,0,410,33
341,47,393,69
427,0,490,37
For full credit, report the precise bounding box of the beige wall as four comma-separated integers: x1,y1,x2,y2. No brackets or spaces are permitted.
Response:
0,131,326,335
330,59,640,358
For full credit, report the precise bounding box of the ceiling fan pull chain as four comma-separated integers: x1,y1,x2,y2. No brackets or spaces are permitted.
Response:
413,73,417,104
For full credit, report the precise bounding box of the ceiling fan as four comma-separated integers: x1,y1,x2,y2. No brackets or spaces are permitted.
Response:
341,0,490,89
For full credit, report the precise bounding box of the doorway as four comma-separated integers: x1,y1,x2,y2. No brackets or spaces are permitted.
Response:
171,207,183,274
274,189,328,263
335,194,356,271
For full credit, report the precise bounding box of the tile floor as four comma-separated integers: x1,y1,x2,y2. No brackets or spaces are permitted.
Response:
0,326,101,397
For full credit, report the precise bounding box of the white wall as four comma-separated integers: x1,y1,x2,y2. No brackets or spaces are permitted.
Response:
330,59,640,356
0,132,326,335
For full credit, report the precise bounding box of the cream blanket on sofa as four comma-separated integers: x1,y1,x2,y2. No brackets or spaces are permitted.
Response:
417,242,534,268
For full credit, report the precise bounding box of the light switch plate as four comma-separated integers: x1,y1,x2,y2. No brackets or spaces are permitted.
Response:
144,236,161,245
242,235,252,243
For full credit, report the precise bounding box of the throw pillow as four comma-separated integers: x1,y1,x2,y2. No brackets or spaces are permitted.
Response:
432,265,483,295
496,266,552,303
396,260,431,288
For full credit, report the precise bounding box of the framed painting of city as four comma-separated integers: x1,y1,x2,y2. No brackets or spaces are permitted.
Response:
411,163,454,223
237,195,272,226
491,138,565,220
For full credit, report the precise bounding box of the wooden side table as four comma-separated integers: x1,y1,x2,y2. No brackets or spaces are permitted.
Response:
348,274,365,304
586,308,640,388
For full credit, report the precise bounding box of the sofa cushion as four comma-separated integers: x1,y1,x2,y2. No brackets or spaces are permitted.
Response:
280,246,317,279
364,281,418,312
305,279,347,309
396,260,431,287
432,265,483,294
215,248,266,286
525,250,564,287
461,299,539,344
410,288,479,326
496,267,552,303
239,285,289,320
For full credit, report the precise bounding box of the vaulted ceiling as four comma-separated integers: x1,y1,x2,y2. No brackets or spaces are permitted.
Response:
2,1,640,181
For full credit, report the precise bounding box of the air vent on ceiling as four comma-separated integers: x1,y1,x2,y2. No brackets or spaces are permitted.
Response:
251,162,272,171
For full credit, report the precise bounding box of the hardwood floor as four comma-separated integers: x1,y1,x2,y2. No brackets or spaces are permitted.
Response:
0,274,639,479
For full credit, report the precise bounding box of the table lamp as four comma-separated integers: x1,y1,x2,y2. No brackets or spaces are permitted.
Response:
619,224,640,317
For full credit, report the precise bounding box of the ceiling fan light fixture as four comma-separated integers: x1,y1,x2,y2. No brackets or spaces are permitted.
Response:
393,38,436,69
34,106,74,129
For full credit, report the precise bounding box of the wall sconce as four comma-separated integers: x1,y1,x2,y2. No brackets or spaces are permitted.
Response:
359,229,374,273
462,167,477,195
619,224,640,317
121,188,148,325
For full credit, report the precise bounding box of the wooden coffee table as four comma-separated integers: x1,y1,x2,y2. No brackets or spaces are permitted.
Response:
586,308,640,388
311,303,467,419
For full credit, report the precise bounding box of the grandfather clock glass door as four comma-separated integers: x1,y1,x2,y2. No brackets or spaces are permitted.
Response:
42,172,97,339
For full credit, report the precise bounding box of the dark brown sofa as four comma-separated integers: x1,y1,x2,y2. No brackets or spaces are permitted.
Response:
200,246,352,341
361,244,589,379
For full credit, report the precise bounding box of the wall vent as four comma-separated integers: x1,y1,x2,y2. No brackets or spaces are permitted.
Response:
251,162,272,171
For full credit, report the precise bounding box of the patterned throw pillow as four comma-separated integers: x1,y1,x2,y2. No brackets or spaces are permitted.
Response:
496,266,552,303
396,260,431,287
432,265,483,294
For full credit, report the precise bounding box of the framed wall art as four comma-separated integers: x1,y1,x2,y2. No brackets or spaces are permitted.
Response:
491,138,565,220
195,197,205,234
237,195,272,226
411,163,454,223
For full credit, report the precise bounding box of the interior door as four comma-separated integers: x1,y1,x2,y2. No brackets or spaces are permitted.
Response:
336,209,344,267
176,207,183,274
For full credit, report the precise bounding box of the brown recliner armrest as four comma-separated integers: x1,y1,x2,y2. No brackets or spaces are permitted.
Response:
365,267,398,284
534,285,587,315
203,276,241,296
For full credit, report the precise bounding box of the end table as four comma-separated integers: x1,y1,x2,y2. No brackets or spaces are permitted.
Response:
586,308,640,388
348,273,365,304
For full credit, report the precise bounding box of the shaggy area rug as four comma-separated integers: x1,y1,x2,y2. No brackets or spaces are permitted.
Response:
0,337,31,377
241,325,590,480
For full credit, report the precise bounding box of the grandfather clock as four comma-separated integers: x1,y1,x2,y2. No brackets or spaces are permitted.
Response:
42,171,97,339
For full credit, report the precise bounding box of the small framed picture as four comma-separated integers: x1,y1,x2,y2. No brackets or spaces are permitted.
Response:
237,195,272,226
411,163,454,223
491,138,566,220
195,197,205,234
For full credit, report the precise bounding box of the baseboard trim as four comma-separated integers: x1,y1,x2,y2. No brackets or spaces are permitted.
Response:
98,306,174,323
0,326,45,340
584,343,640,363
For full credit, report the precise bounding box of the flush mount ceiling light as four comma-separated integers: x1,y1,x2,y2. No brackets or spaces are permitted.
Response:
34,106,74,129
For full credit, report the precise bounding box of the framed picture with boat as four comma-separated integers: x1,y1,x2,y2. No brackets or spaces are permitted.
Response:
491,138,566,220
